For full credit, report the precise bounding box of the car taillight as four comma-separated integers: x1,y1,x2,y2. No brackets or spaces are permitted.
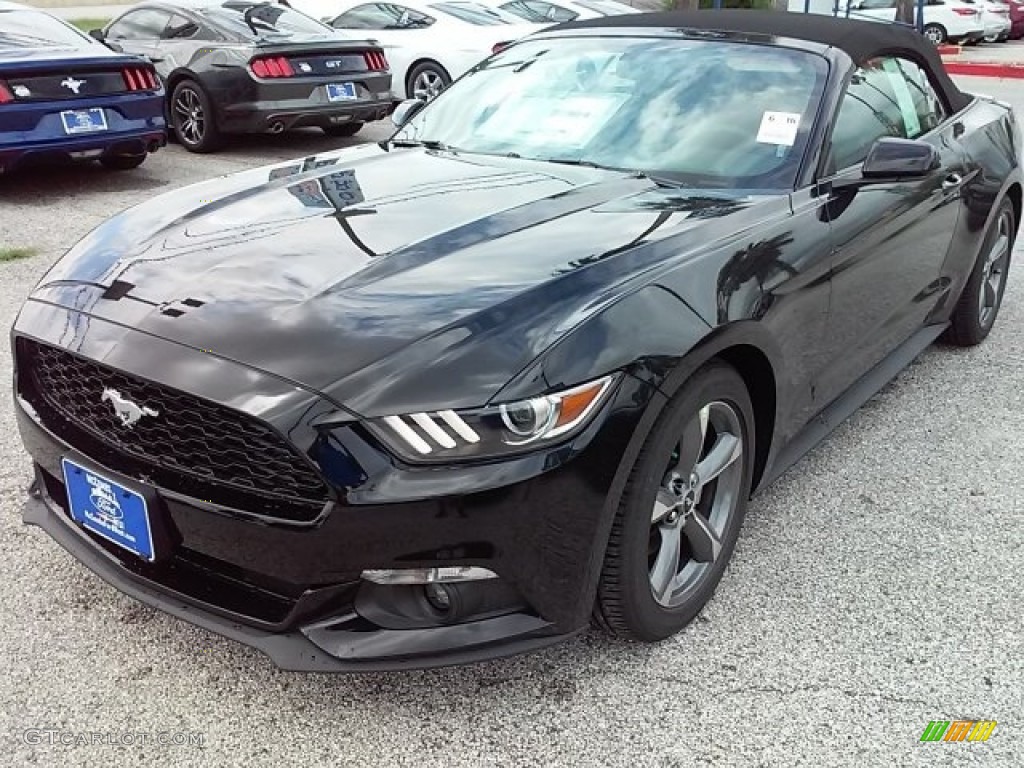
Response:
953,7,976,14
122,67,158,91
492,41,511,54
363,50,388,71
250,56,295,78
0,80,12,104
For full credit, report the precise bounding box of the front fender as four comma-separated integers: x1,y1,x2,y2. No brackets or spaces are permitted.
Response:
490,284,711,403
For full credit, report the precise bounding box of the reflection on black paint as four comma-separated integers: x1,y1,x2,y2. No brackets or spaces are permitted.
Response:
552,211,672,276
716,232,796,323
268,155,339,182
634,194,747,219
552,194,749,277
286,168,379,258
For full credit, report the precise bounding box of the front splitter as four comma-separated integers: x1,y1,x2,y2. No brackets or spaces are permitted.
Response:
22,487,578,673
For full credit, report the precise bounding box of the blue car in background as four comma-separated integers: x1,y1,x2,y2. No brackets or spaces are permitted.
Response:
0,1,165,174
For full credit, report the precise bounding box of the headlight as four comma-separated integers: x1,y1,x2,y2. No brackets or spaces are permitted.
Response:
367,374,618,462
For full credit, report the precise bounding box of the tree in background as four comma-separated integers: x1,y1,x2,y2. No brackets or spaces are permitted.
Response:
664,0,784,9
895,0,917,25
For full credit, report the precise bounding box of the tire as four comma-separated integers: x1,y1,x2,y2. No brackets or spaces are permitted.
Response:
923,24,947,45
595,361,755,641
944,197,1015,346
170,80,222,153
322,122,364,138
99,153,146,171
406,61,450,101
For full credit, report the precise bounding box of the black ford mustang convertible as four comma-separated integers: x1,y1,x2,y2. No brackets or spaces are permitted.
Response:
13,11,1018,670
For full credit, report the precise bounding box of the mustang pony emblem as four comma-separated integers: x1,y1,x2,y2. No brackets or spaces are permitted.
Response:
101,387,158,427
60,77,86,94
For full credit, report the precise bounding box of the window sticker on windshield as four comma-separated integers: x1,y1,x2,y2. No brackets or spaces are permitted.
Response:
755,111,801,146
477,94,625,147
881,58,921,137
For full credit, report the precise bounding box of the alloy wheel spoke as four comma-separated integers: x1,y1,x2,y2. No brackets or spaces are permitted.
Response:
694,433,742,487
989,234,1009,269
650,524,682,602
652,487,679,524
984,277,997,308
672,405,708,477
683,508,722,563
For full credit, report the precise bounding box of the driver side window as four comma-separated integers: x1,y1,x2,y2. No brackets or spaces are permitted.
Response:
332,3,434,29
163,13,202,40
106,9,172,39
830,56,947,171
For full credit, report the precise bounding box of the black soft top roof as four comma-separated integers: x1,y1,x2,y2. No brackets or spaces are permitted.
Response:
556,10,971,113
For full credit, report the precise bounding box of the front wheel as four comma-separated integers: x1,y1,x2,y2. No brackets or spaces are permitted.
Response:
944,197,1015,346
923,24,947,45
595,361,755,641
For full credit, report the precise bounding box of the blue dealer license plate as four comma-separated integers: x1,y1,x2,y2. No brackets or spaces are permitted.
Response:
62,458,155,561
60,108,108,134
326,82,357,101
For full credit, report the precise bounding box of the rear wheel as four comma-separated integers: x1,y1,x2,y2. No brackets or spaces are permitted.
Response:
944,197,1015,346
406,61,450,101
99,153,146,171
171,80,222,153
322,122,364,138
596,362,754,641
923,24,947,45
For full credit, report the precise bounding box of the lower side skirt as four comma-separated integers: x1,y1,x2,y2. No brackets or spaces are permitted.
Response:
761,323,949,488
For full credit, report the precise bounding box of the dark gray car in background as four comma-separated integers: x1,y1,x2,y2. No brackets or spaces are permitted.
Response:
92,0,393,151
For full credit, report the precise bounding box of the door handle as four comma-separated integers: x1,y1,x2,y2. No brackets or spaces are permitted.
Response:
942,172,964,191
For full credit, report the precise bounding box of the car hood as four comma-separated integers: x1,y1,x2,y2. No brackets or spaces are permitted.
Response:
33,145,784,416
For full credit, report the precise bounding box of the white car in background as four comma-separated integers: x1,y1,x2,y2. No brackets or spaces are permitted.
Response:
481,0,640,24
287,0,537,98
961,0,1011,41
825,0,986,45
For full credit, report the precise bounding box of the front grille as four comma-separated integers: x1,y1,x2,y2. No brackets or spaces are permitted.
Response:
18,339,330,522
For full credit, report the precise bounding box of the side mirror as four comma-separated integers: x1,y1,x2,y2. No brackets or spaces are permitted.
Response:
861,136,940,179
391,98,425,128
88,28,105,41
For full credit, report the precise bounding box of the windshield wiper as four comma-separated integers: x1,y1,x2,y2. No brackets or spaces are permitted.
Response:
388,138,457,152
542,158,606,169
542,158,686,187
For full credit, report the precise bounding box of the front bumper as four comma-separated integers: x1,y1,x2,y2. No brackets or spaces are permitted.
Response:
12,308,652,669
23,474,576,671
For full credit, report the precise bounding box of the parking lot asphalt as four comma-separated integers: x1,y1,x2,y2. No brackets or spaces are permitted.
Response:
1,97,1022,767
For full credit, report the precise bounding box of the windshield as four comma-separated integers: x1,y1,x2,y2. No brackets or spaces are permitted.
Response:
395,37,828,188
201,2,334,39
0,9,92,48
429,2,514,24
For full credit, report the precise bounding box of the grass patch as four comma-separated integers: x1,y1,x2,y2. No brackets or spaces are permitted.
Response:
68,18,110,33
0,246,40,262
